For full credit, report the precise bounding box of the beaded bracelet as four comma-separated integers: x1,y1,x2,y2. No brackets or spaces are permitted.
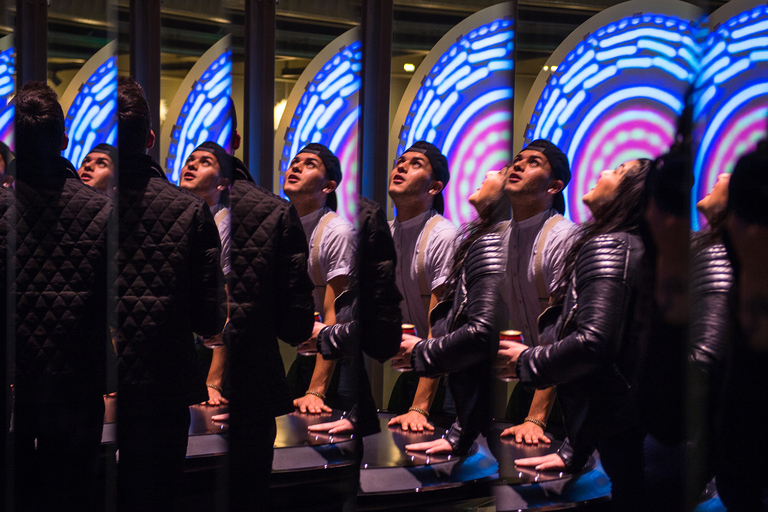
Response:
206,383,223,393
408,406,430,419
305,390,326,401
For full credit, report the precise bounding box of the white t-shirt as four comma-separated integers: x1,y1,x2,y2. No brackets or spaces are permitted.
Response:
500,208,578,347
389,209,460,338
300,206,356,313
210,203,231,276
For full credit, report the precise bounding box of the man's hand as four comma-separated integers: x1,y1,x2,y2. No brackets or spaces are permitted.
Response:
203,386,229,406
388,410,435,432
515,452,566,471
293,393,332,414
307,418,354,435
500,422,551,445
405,438,453,455
392,333,421,371
495,339,528,380
211,412,229,422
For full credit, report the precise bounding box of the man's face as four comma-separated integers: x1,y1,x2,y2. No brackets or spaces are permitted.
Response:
388,151,438,201
504,150,555,201
180,150,222,202
697,173,730,224
78,152,115,192
283,152,329,203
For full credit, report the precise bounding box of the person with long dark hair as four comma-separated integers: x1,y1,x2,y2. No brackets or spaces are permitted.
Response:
495,158,653,510
392,164,511,455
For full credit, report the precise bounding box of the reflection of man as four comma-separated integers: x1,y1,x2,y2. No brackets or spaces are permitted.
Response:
497,140,577,445
387,141,460,432
9,81,112,512
78,143,117,194
180,141,233,405
283,143,355,414
0,141,14,187
115,76,226,512
224,113,314,507
715,148,768,510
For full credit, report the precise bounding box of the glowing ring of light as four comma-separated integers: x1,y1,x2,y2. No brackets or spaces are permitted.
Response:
572,106,676,221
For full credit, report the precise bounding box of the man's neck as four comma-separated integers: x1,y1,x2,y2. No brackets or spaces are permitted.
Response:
394,197,431,222
293,199,324,218
510,197,551,222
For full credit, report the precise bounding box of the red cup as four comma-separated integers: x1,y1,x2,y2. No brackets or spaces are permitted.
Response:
497,330,524,382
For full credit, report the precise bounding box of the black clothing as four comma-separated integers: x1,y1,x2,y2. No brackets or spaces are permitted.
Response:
115,153,225,512
226,159,314,508
4,156,111,512
517,233,645,472
316,197,402,436
116,154,226,413
410,231,506,454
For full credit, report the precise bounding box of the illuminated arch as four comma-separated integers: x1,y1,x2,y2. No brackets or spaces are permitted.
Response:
0,35,14,149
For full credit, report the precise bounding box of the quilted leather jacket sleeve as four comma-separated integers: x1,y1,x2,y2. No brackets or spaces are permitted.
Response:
275,204,315,346
411,233,505,376
517,234,641,387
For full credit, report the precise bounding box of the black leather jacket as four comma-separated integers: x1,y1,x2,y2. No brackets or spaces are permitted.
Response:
411,231,506,454
518,232,644,470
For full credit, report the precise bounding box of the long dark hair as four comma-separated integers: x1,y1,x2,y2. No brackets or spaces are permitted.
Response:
445,181,511,296
552,158,653,303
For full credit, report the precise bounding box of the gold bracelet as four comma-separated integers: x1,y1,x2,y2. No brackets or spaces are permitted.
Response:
408,406,430,419
524,416,546,429
305,390,326,401
206,383,223,393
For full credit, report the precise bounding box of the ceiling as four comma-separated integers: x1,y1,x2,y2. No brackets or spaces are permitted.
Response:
3,0,730,78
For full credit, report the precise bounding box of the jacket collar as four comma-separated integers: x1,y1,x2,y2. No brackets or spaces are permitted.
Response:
118,153,167,182
14,155,79,185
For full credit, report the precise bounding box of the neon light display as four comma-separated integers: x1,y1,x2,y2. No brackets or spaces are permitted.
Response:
62,56,117,168
0,45,14,149
692,4,768,230
527,13,700,223
396,18,515,226
167,49,233,184
278,40,362,222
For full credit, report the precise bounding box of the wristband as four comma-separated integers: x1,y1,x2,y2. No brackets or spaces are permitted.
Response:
305,390,326,401
206,383,223,393
524,416,546,429
408,406,430,418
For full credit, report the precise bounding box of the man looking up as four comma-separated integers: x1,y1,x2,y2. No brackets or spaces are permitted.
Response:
78,142,117,194
115,76,226,512
387,140,460,432
180,141,233,405
497,139,578,444
283,143,356,414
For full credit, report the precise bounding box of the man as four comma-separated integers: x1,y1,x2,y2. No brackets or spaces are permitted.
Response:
7,81,111,512
387,140,460,432
179,141,233,405
497,139,578,444
78,142,117,194
114,76,226,512
283,143,356,414
222,107,314,508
